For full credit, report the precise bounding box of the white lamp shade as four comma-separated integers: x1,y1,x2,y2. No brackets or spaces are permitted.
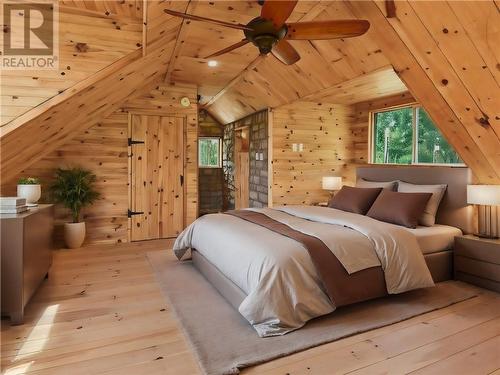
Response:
322,176,342,191
467,185,500,205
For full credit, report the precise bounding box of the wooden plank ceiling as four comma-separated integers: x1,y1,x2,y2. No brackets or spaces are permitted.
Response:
1,0,499,184
1,3,143,125
168,0,396,124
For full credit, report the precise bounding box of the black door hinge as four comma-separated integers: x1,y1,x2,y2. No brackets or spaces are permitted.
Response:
128,138,145,146
180,175,184,187
128,209,144,218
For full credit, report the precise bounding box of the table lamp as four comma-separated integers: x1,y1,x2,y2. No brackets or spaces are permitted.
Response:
322,176,342,197
467,185,500,239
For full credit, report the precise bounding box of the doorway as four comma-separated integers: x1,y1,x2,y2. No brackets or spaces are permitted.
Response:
234,126,249,209
129,114,185,241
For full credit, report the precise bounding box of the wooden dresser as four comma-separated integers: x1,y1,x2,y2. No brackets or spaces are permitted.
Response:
454,235,500,293
1,204,54,324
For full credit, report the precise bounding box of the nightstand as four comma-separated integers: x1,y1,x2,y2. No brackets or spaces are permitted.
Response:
454,235,500,293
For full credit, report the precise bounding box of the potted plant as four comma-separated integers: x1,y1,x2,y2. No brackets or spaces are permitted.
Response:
17,177,41,206
50,167,100,249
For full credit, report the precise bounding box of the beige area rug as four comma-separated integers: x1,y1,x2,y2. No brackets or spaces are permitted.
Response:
147,251,477,375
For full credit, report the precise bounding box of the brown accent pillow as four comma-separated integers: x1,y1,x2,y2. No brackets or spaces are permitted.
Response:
367,190,433,228
329,186,383,215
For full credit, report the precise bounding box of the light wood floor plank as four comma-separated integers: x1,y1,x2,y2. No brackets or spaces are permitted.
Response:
347,317,500,374
410,336,500,375
2,240,499,375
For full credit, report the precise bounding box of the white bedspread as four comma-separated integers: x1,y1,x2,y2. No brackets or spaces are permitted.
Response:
173,206,434,337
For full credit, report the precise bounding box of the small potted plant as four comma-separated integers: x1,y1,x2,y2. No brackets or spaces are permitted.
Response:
17,177,41,206
50,167,100,249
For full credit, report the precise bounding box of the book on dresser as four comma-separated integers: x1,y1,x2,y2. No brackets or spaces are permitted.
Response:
0,197,28,214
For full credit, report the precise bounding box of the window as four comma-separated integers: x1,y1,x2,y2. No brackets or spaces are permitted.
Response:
199,137,222,168
371,105,463,165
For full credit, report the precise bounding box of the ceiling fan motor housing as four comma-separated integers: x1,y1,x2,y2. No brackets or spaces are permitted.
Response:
244,17,287,54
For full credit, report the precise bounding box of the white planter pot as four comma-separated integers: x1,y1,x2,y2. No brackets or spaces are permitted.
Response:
64,222,86,249
17,184,41,205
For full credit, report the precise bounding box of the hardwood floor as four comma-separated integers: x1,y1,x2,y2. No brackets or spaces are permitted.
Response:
1,240,499,375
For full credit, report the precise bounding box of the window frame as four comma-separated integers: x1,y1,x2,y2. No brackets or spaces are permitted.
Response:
198,136,223,169
368,103,465,167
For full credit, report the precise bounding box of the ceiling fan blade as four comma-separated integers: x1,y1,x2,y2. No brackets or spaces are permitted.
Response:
286,20,370,40
205,39,250,59
261,0,298,28
271,39,300,65
164,9,253,31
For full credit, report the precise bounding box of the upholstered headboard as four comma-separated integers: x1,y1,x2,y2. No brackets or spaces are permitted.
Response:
357,166,474,234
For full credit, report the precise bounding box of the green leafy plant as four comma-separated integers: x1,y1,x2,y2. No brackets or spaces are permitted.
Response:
50,167,100,223
18,177,40,185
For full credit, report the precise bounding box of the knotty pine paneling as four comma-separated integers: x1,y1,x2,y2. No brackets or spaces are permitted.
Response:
1,5,143,126
270,101,358,206
2,83,198,246
347,0,500,183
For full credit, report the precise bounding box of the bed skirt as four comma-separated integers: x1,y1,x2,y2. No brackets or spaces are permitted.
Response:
191,249,453,311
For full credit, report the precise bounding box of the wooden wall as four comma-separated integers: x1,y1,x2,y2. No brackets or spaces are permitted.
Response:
2,83,198,246
270,101,358,206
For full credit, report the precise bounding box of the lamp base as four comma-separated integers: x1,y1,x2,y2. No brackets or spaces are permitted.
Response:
473,233,499,240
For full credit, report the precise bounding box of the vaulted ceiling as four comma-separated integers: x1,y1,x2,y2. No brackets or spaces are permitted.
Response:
166,1,398,123
1,0,499,184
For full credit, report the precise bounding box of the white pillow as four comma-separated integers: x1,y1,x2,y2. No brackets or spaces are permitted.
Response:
397,181,447,226
356,178,397,191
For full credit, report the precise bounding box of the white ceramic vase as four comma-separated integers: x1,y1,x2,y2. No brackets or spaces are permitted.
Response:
17,184,41,205
64,222,86,249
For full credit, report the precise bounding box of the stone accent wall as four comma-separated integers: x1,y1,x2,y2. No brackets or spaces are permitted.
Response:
248,111,268,208
222,123,235,210
198,110,224,215
228,110,269,208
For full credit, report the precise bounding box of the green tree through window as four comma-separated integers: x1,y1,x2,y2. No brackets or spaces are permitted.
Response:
372,106,463,165
199,138,222,168
416,108,462,164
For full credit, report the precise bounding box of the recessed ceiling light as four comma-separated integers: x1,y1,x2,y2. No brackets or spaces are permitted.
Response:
207,60,218,67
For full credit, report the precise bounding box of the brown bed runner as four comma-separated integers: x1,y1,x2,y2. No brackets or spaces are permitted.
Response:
225,210,387,307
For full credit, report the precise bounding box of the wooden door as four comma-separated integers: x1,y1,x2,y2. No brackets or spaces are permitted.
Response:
234,127,249,209
130,114,185,241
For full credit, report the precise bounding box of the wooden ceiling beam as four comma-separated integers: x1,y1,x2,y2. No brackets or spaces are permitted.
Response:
142,0,148,56
164,1,196,83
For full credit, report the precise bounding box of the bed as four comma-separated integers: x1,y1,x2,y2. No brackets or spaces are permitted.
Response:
174,166,473,337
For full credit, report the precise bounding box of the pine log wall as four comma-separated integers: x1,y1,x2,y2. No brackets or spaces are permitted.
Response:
1,83,198,246
270,101,358,206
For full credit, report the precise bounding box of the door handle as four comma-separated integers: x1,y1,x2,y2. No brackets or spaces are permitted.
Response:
180,175,184,187
128,209,144,218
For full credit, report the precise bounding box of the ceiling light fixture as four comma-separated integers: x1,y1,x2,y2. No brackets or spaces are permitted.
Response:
207,60,218,67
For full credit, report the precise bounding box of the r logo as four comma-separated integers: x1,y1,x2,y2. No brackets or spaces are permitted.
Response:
4,3,54,55
1,2,59,69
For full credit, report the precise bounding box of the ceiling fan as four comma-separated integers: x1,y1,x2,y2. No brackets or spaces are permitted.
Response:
164,0,370,65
